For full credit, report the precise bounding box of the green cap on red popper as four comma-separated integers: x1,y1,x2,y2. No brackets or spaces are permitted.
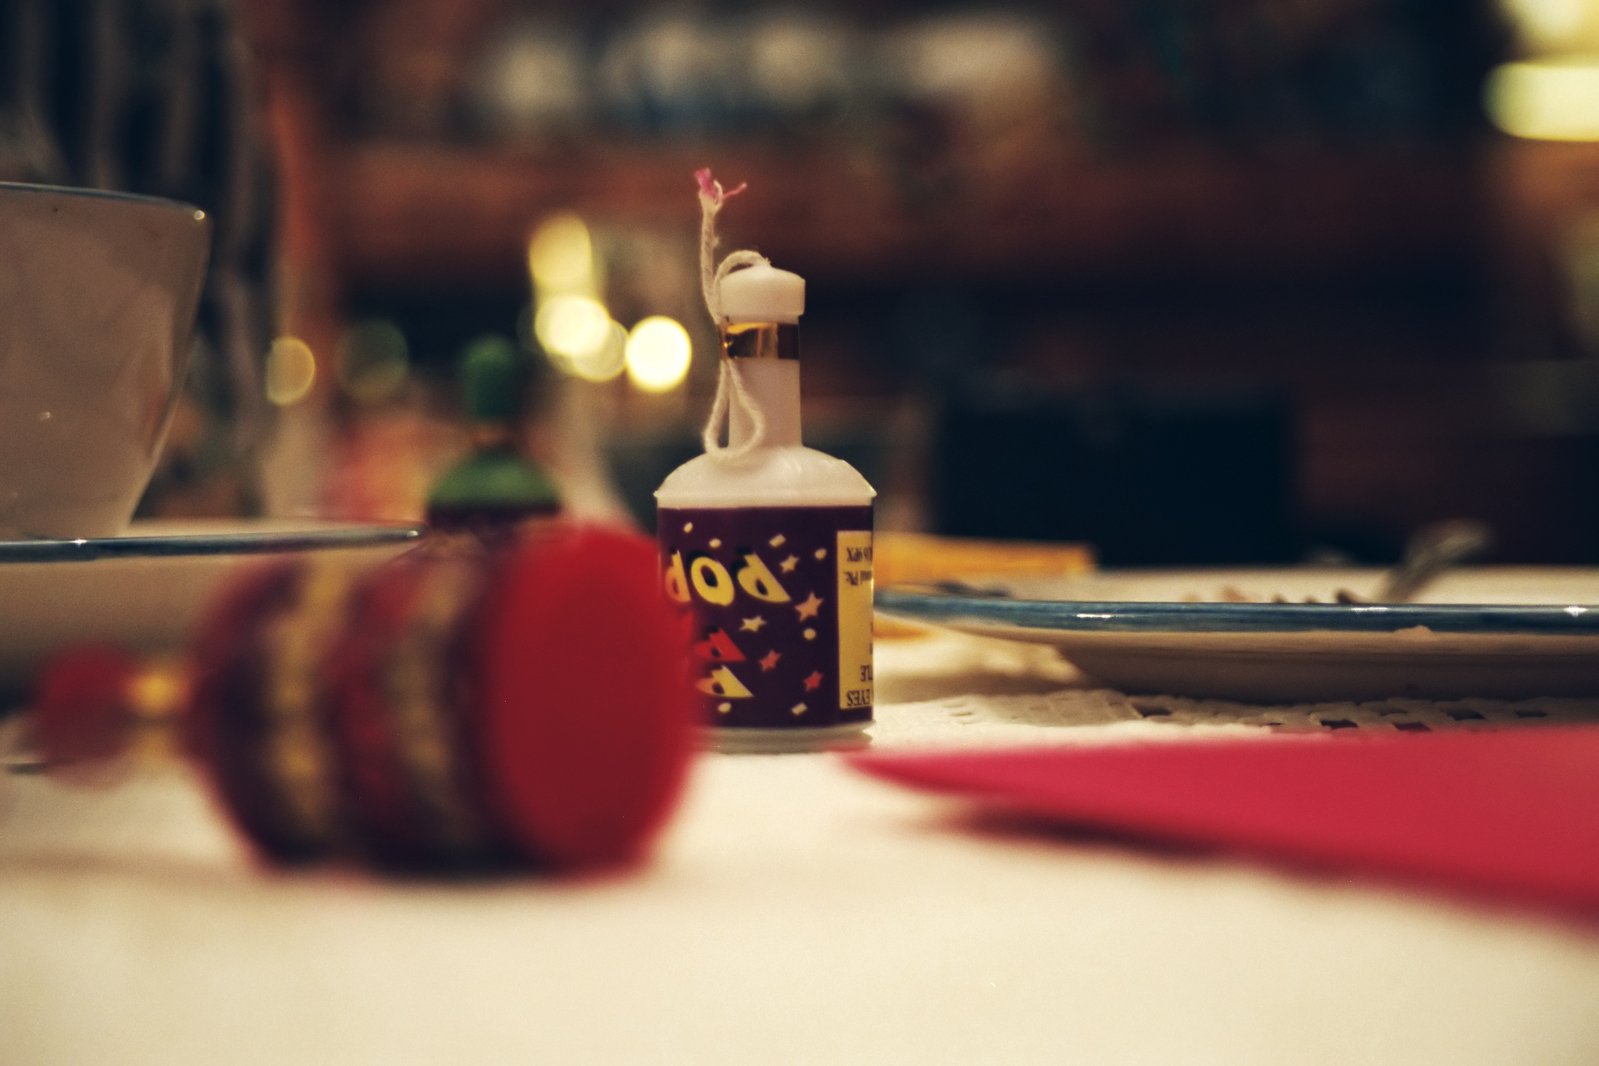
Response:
460,334,526,424
427,335,560,532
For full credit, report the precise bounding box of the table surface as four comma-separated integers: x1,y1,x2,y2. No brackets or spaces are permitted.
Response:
4,630,1599,1065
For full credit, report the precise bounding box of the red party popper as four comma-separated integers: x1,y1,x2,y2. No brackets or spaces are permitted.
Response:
34,523,701,875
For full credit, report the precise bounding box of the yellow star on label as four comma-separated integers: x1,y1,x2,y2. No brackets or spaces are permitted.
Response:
739,615,767,633
796,592,823,620
779,554,799,573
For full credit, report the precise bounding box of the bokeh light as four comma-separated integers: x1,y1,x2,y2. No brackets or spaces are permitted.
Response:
1486,59,1599,141
625,316,693,393
334,319,410,405
265,336,317,406
535,294,614,370
528,212,596,295
571,319,629,383
1499,0,1599,55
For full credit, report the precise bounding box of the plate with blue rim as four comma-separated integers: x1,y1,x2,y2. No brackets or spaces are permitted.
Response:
0,518,425,694
875,567,1599,703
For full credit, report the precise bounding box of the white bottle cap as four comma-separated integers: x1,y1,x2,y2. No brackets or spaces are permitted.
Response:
718,263,805,324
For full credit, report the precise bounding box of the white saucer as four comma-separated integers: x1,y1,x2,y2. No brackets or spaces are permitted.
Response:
0,518,424,693
877,567,1599,702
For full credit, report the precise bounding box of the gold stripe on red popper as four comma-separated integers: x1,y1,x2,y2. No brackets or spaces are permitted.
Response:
256,559,356,849
376,553,498,863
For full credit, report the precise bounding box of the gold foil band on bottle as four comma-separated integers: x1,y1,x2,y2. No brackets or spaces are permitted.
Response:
722,322,799,361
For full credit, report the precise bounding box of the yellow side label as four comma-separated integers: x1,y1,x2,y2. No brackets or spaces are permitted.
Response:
836,529,874,712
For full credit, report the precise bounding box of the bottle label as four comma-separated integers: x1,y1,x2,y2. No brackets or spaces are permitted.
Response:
658,505,873,731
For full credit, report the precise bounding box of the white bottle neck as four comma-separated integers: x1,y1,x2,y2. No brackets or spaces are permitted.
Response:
728,359,802,449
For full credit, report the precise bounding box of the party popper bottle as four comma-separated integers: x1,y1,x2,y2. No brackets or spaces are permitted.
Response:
655,262,876,752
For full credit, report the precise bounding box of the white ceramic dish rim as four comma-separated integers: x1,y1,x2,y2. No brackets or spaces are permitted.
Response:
0,179,204,217
874,568,1599,637
0,518,426,563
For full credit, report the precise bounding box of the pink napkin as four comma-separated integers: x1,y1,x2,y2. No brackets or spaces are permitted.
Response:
850,728,1599,917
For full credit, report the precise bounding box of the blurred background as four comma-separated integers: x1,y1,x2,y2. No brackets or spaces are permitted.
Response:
8,0,1599,565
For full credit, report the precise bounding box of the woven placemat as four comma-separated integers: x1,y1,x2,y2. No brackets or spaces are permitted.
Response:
872,631,1599,749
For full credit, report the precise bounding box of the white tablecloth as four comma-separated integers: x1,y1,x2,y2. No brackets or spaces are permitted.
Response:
4,631,1598,1064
